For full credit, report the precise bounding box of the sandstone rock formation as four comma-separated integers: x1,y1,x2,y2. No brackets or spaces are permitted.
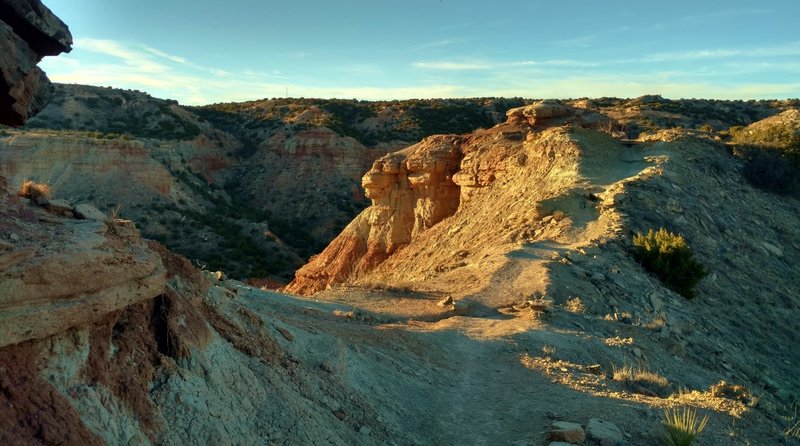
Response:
505,100,610,129
0,193,165,347
287,101,601,294
285,134,464,294
0,0,71,125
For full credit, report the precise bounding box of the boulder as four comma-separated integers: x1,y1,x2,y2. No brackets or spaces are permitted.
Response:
549,420,586,444
73,203,108,221
0,210,165,347
506,101,571,126
586,418,623,446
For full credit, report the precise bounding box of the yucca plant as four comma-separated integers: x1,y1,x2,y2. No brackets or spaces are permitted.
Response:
662,407,709,446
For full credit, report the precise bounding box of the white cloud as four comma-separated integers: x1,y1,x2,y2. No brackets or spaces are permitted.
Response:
39,38,800,105
643,49,742,62
413,60,491,70
515,59,601,68
41,39,463,104
411,38,470,51
75,38,169,74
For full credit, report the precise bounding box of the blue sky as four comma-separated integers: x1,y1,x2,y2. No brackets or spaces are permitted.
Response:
40,0,800,105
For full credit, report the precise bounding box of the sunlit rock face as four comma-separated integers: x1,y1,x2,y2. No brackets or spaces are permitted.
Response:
285,101,614,295
285,135,463,295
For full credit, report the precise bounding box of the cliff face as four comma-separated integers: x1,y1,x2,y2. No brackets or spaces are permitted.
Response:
286,102,600,294
285,134,465,294
236,127,395,247
0,0,71,125
0,133,176,195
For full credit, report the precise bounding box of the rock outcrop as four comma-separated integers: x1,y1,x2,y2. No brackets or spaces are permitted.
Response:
285,134,464,294
0,0,71,125
505,100,609,129
0,194,165,347
286,102,603,295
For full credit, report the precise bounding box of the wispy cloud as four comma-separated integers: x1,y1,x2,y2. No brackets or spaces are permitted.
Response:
413,58,602,71
514,59,601,68
284,51,311,58
643,42,800,62
683,8,775,22
643,49,742,62
75,38,232,77
76,38,169,74
412,38,469,51
555,26,631,48
41,38,462,104
141,46,188,64
413,60,491,70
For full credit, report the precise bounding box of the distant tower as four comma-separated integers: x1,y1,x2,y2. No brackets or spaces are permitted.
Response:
285,86,288,98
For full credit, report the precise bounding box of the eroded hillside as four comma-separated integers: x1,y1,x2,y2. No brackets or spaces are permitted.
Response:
285,101,800,444
3,98,800,444
2,86,527,281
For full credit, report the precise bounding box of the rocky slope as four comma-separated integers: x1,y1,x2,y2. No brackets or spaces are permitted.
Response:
285,101,800,444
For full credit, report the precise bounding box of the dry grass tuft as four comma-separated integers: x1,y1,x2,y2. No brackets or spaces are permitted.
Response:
564,297,585,313
542,344,557,356
17,180,52,201
661,406,708,446
604,336,634,347
613,365,671,397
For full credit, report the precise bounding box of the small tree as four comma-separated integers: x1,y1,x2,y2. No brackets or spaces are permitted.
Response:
633,228,708,299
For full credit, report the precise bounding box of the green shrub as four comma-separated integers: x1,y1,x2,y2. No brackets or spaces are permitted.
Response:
633,228,708,299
